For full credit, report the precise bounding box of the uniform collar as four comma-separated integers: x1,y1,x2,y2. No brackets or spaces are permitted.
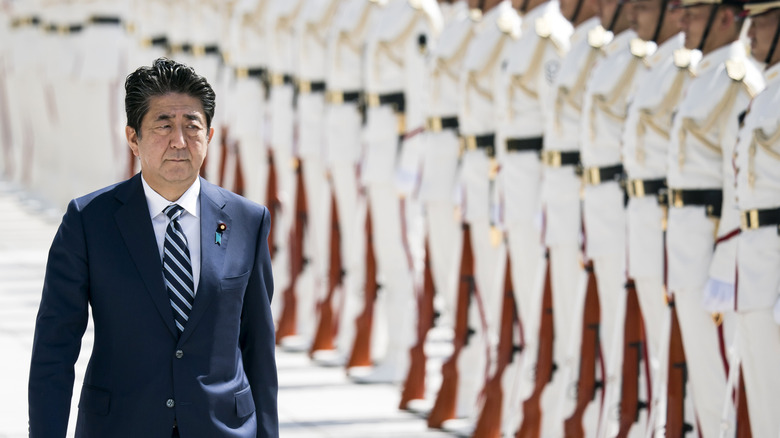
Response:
602,29,636,57
646,32,683,69
521,0,553,33
571,16,601,46
764,60,780,85
694,40,744,76
141,174,201,220
479,0,519,36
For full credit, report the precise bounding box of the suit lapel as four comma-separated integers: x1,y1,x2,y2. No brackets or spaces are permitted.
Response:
180,179,231,344
114,174,178,338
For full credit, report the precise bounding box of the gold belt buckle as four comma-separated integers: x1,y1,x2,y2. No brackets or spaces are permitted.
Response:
628,179,645,198
235,67,248,80
543,151,562,167
583,167,601,185
298,80,311,94
327,91,343,104
427,117,443,132
366,93,380,108
671,189,684,208
270,73,284,87
740,209,760,230
192,44,205,57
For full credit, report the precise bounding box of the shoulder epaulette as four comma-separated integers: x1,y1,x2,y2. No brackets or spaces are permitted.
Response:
673,48,693,69
587,25,608,49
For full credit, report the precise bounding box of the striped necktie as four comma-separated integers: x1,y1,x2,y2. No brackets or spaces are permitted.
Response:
163,204,195,335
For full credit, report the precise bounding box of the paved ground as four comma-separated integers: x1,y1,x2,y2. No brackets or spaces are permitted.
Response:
0,181,455,438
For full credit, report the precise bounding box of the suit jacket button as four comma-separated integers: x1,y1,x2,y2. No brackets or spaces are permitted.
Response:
175,350,184,359
166,399,175,408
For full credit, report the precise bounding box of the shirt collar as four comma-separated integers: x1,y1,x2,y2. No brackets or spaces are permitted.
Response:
764,60,780,85
602,29,636,57
571,16,601,46
694,40,743,76
646,32,683,69
141,174,201,220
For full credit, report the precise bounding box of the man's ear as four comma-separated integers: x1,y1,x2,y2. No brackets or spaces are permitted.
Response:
126,126,140,157
207,126,215,144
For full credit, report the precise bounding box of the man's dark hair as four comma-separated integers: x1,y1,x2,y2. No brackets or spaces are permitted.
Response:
125,58,216,135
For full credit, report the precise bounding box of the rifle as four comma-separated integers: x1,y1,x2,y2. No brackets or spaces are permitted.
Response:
274,159,307,344
515,254,555,438
616,280,645,437
665,300,690,438
231,140,245,196
427,223,474,428
218,126,229,188
265,149,281,259
399,237,436,409
309,190,341,356
564,261,602,438
736,369,752,438
346,201,377,368
472,252,519,438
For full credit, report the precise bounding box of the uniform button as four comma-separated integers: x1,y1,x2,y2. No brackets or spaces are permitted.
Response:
166,399,175,408
175,350,183,359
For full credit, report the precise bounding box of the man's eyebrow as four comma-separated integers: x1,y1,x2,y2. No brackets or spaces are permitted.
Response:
184,114,203,122
154,113,174,121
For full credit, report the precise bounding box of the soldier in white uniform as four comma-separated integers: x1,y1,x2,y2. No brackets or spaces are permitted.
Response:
620,0,689,433
322,0,377,366
732,2,780,436
666,1,764,435
265,0,307,348
0,0,10,179
353,0,443,384
578,0,650,433
222,0,270,206
295,0,341,359
424,0,519,427
494,0,572,435
402,0,471,410
539,0,601,430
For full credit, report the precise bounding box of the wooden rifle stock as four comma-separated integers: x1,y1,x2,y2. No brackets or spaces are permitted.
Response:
665,301,689,438
232,141,245,196
275,160,307,344
347,202,377,368
736,369,752,438
309,191,341,356
427,224,474,428
399,237,436,409
564,262,601,438
515,255,555,438
218,126,229,187
472,252,519,438
265,149,280,259
616,281,645,438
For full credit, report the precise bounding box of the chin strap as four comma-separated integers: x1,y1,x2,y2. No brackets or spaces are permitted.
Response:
767,14,780,65
651,0,670,42
570,0,585,22
519,0,531,13
697,4,719,52
478,0,487,11
607,1,625,31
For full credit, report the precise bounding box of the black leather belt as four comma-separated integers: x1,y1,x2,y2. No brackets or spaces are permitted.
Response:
90,16,122,25
625,178,666,198
269,72,295,87
668,188,723,218
326,90,362,104
542,150,580,167
740,207,780,230
11,16,41,28
181,43,219,56
506,137,543,153
460,133,496,158
235,67,267,80
150,36,168,47
426,116,459,132
365,92,405,113
297,80,326,94
580,164,624,185
45,23,84,34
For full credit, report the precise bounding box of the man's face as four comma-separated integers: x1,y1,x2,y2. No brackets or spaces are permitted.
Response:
681,4,712,49
126,93,213,199
629,0,662,39
597,0,620,27
747,9,780,63
560,0,580,21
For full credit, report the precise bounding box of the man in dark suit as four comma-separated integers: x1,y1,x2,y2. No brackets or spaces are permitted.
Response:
28,58,278,438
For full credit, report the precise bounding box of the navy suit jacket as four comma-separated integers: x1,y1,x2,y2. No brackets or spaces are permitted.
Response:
29,174,278,438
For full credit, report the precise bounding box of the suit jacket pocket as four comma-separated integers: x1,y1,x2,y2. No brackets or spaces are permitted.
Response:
78,384,111,416
221,270,251,292
235,385,256,418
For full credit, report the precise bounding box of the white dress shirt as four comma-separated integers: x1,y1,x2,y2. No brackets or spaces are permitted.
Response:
142,175,202,294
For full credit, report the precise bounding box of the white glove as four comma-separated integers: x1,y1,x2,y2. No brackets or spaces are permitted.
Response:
701,278,735,313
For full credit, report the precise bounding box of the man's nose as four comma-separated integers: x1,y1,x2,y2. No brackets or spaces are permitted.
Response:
170,125,187,148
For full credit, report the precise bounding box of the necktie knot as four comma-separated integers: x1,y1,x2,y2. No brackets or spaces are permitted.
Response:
164,204,184,221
